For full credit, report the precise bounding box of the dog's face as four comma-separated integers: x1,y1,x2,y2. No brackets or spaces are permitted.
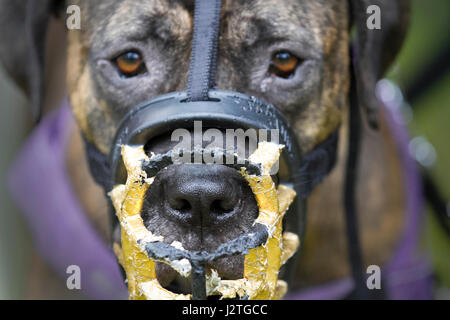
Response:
0,0,409,295
65,0,349,290
67,0,349,154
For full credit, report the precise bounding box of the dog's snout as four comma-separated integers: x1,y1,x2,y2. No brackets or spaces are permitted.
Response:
163,164,242,227
142,162,259,243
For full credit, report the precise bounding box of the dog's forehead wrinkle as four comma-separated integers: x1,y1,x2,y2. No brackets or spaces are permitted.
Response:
223,2,316,50
88,0,192,49
222,0,341,41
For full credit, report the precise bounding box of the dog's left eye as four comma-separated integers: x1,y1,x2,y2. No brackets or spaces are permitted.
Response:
269,51,300,79
115,51,146,77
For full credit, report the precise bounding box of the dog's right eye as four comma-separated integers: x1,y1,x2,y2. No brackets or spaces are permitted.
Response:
115,51,146,78
269,51,300,79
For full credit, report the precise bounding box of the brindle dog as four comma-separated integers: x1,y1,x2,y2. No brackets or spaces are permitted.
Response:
0,0,409,297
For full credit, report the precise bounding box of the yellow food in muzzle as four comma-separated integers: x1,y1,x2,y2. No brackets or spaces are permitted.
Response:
110,142,299,300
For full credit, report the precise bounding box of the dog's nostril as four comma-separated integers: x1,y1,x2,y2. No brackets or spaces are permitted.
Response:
211,199,237,215
168,195,238,223
166,190,240,225
169,198,192,213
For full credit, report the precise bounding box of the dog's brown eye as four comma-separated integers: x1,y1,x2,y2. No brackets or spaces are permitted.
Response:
115,51,145,77
269,51,299,78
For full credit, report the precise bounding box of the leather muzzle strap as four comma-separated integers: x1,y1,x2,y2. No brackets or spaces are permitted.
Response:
186,0,222,102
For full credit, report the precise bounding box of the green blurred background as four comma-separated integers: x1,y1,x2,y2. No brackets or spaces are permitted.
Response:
0,0,449,298
386,0,450,292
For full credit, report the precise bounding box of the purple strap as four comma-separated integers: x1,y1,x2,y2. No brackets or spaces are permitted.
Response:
381,91,433,300
7,100,127,300
7,97,432,300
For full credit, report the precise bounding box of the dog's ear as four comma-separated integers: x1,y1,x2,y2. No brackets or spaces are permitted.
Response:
350,0,410,128
0,0,63,121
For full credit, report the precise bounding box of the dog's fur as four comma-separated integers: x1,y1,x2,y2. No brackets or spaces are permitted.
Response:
0,0,409,297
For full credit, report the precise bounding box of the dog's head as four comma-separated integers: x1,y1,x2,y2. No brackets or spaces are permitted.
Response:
0,0,409,294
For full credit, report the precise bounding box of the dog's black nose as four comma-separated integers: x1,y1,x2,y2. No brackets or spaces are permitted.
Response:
162,164,244,227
